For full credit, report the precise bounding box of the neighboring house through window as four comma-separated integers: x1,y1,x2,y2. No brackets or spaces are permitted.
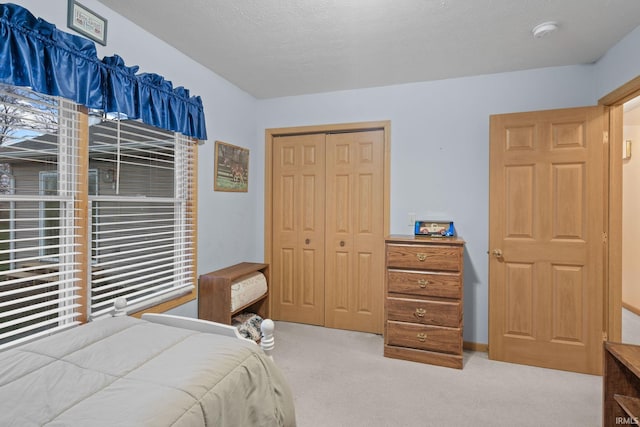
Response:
39,170,98,259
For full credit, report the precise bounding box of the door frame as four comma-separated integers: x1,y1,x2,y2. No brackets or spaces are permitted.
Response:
264,120,392,315
600,75,640,342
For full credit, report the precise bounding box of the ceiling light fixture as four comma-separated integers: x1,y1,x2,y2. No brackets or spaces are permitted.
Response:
532,21,558,39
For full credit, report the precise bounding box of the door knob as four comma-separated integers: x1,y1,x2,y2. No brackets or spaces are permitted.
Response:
492,249,503,258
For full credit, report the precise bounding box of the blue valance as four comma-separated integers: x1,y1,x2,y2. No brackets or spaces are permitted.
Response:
0,3,207,140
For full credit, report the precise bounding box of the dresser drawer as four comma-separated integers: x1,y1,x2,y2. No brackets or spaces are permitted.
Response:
386,297,461,327
386,321,461,354
386,244,461,271
387,269,461,299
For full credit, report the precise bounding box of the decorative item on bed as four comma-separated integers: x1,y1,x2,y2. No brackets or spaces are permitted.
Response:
198,262,270,341
0,299,295,426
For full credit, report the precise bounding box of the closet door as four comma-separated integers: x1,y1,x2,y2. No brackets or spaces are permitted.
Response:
325,130,385,334
271,134,325,325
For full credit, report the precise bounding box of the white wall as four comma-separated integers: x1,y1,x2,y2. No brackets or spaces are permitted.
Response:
16,0,261,317
594,25,640,100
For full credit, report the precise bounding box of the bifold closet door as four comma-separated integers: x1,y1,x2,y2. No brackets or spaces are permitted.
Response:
271,130,385,334
271,134,325,326
325,130,385,334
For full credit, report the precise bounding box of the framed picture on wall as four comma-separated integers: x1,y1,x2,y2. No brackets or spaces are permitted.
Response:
67,0,108,46
214,141,249,192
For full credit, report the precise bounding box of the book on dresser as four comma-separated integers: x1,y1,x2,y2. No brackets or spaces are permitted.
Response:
384,235,465,369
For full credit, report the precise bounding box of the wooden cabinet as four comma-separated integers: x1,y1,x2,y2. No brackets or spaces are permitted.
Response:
198,262,269,324
384,235,464,369
604,342,640,426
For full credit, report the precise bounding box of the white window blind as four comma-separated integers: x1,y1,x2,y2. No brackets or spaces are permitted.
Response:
88,117,195,318
0,84,82,350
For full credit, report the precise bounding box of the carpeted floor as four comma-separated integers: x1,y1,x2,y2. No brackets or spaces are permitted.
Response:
272,321,602,427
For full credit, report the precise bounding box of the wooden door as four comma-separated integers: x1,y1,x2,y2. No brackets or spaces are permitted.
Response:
271,134,325,325
489,106,607,374
325,130,385,334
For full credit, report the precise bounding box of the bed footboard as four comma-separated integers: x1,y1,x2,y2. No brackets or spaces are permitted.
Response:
260,319,275,360
112,298,276,358
142,313,276,359
141,313,247,340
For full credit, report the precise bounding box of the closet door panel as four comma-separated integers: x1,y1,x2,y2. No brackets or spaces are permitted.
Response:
356,251,375,315
325,130,385,333
333,251,350,311
272,134,325,325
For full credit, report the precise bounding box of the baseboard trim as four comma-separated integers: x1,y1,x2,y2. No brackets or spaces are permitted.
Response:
623,301,640,316
463,341,488,352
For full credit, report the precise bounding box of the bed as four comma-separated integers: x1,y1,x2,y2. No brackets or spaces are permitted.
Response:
0,305,296,426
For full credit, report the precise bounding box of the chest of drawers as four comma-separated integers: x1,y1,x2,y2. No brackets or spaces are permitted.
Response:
384,235,465,369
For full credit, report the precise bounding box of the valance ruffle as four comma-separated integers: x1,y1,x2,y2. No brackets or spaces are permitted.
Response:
0,3,207,140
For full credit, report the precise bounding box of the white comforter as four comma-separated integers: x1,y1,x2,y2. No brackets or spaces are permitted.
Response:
0,316,295,426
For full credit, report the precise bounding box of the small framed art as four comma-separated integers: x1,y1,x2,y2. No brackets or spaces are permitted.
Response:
214,141,249,192
67,0,108,46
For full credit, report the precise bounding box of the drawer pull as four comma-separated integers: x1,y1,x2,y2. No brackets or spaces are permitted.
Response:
417,279,430,288
417,332,427,342
416,253,427,262
414,308,426,318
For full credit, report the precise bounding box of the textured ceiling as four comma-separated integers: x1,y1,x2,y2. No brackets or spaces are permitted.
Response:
95,0,640,99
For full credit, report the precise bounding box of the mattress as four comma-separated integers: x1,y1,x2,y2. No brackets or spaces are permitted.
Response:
0,316,295,426
231,271,268,311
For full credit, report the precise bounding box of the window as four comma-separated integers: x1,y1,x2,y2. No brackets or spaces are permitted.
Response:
0,85,82,348
0,84,197,349
88,116,196,318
